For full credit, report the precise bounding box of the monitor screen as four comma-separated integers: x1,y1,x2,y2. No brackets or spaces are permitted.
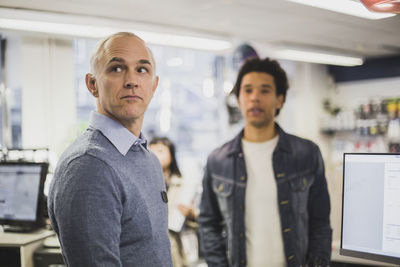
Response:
0,162,48,231
341,153,400,264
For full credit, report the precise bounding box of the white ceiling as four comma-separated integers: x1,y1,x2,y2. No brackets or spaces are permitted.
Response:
0,0,400,58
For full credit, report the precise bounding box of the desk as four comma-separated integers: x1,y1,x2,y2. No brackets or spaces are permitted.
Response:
0,228,55,267
332,240,400,267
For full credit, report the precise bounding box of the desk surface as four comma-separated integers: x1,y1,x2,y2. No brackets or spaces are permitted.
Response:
332,240,400,267
0,228,55,246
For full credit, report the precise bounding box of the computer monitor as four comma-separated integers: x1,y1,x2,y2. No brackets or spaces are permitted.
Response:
0,162,49,232
341,153,400,264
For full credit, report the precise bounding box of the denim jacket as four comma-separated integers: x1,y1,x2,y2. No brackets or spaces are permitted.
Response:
198,124,332,267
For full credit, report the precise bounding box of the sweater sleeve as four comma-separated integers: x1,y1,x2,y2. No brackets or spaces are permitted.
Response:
50,155,124,267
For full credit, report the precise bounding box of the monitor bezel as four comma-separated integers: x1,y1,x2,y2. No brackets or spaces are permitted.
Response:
341,152,400,265
0,161,49,231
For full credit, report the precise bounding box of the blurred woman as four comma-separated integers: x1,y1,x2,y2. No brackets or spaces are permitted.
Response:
149,137,198,267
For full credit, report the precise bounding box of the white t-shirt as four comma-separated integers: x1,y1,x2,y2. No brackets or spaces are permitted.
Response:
242,136,285,267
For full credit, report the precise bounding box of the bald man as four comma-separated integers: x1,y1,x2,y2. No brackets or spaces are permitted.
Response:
48,32,172,267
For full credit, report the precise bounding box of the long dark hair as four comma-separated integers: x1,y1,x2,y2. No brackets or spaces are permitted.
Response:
150,137,182,177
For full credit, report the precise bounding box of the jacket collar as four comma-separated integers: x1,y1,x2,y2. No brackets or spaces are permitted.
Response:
227,123,292,156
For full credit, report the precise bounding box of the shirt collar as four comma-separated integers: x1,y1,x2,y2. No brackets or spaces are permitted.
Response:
89,111,148,156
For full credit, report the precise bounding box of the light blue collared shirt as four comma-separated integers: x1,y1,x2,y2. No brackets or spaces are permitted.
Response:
89,111,147,156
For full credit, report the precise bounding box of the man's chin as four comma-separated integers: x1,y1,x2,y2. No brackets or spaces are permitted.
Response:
249,120,271,129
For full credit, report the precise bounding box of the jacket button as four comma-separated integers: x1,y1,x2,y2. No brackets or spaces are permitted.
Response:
277,173,285,178
238,153,243,157
288,255,294,261
284,228,291,233
280,200,289,205
240,233,244,238
218,184,223,192
241,260,245,264
240,176,246,181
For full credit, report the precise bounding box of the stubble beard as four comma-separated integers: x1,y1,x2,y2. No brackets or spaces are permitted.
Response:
249,119,271,129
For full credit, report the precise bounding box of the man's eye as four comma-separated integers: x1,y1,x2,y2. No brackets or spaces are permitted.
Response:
112,66,123,72
137,67,148,73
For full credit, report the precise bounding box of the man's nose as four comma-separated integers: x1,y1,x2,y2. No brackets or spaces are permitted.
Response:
124,70,138,89
125,81,138,89
249,91,260,101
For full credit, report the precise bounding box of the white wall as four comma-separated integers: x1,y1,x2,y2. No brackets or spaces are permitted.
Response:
279,62,329,140
332,77,400,108
21,36,76,155
4,33,22,90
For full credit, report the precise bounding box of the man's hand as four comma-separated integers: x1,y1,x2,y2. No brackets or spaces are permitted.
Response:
178,204,198,220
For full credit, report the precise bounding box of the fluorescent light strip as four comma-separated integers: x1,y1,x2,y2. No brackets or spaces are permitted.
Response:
274,49,364,66
0,18,115,38
0,18,231,51
287,0,396,19
136,30,231,51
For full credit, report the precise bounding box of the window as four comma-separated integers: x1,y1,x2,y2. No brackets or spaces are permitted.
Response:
0,34,22,150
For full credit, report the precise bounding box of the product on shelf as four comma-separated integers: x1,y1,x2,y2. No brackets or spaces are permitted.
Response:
322,96,400,153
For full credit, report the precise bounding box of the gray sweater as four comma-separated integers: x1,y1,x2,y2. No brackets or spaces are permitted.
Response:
48,112,172,267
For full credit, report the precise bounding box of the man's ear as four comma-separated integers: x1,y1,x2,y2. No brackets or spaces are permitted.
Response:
276,94,284,110
152,75,159,94
86,73,98,97
237,94,242,109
